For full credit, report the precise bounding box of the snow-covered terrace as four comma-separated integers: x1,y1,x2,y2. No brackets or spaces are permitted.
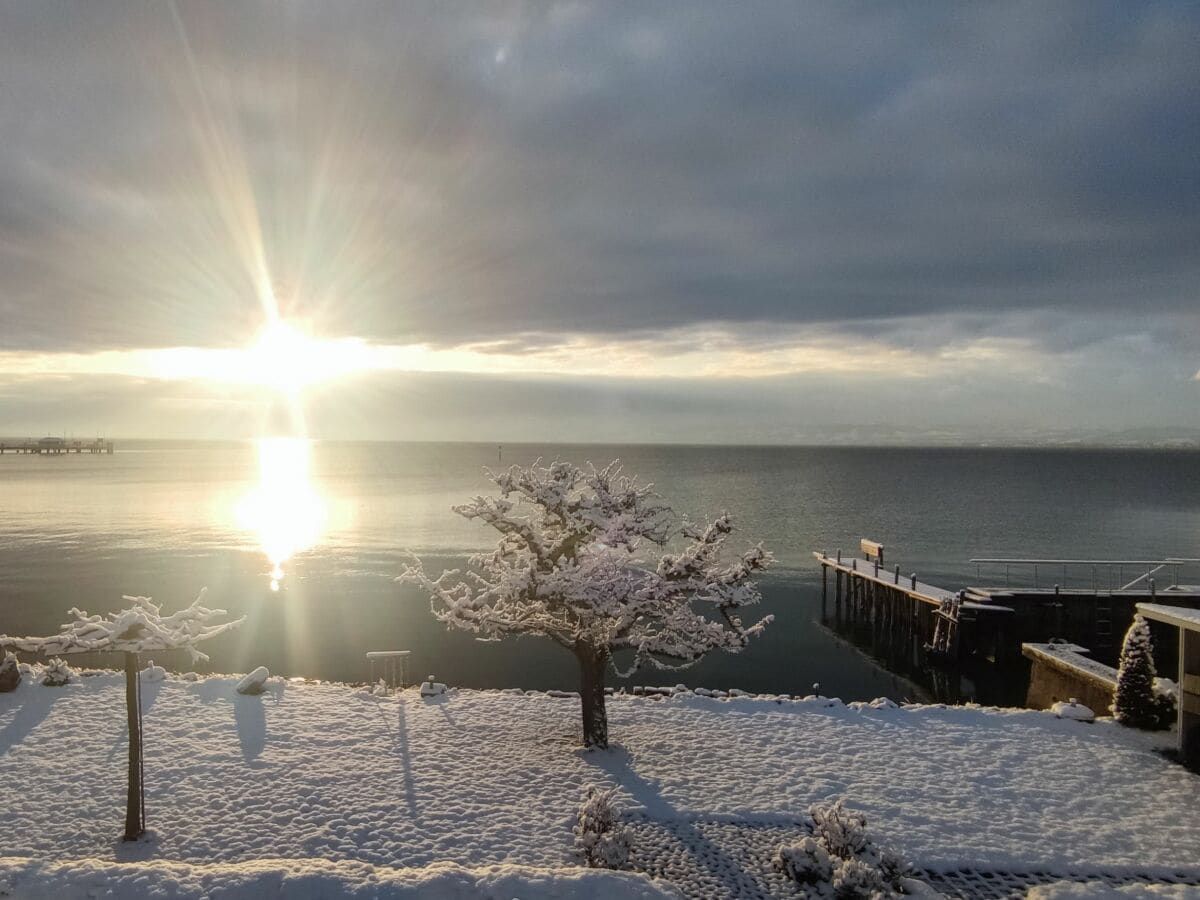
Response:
3,672,1200,897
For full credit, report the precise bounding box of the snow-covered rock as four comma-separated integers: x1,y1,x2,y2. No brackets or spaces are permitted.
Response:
140,661,167,682
0,652,21,692
236,667,270,695
869,697,898,709
1051,698,1095,722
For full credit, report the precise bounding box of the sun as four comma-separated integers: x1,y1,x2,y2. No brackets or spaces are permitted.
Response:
241,319,371,392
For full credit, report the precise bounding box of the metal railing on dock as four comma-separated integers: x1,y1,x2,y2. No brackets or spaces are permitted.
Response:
969,558,1200,593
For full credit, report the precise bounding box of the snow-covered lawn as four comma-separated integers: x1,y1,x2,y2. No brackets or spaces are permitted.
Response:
2,673,1200,896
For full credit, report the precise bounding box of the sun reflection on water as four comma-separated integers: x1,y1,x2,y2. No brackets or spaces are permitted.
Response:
236,438,326,591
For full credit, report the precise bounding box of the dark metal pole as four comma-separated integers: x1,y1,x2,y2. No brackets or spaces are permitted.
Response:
123,651,145,841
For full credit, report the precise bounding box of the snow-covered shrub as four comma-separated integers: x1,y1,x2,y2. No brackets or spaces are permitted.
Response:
573,785,630,869
1113,615,1175,730
774,800,912,898
774,835,833,885
41,657,74,687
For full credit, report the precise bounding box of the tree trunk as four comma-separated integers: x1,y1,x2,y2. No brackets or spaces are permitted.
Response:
576,642,609,749
123,651,145,841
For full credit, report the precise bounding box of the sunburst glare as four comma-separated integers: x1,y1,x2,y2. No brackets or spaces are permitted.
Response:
235,437,326,591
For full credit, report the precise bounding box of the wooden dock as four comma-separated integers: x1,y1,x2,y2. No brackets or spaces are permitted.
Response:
815,541,1200,669
0,438,114,454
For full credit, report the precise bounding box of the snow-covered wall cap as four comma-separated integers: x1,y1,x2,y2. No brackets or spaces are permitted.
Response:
0,589,244,663
1136,603,1200,632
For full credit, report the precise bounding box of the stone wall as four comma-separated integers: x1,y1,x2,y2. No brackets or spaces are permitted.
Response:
1022,643,1116,715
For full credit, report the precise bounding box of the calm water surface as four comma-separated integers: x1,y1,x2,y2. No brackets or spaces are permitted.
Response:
1,442,1197,703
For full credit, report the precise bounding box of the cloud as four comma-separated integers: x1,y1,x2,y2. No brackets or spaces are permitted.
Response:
0,2,1196,438
0,2,1197,350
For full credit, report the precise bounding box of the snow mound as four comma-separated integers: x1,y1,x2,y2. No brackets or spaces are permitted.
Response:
0,856,681,900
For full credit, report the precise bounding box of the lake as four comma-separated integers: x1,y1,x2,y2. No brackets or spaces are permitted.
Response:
2,442,1198,703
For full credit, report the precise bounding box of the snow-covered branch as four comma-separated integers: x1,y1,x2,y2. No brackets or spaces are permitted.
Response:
0,590,244,663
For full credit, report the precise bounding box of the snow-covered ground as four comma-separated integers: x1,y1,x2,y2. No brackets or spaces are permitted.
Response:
2,673,1200,897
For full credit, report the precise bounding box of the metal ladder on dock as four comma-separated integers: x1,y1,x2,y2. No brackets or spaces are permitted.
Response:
1093,595,1113,651
927,592,964,659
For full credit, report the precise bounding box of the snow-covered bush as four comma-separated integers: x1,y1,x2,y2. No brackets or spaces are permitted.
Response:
41,657,74,687
774,800,912,898
573,785,630,869
1113,615,1175,730
399,460,773,748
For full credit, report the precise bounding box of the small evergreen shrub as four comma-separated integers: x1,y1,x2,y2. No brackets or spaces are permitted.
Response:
774,799,912,898
1113,615,1175,730
573,785,630,869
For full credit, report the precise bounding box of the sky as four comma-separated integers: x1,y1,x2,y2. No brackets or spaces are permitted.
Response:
0,1,1197,444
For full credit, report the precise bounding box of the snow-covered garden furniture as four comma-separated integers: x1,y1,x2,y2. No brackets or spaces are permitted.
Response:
366,650,410,694
420,675,447,697
400,459,772,748
0,590,242,841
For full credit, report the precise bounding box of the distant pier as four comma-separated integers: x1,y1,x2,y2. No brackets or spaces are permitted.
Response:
0,437,114,454
815,540,1200,669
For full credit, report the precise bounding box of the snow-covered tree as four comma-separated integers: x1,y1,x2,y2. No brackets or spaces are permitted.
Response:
573,785,630,869
0,590,242,840
1113,614,1174,730
399,460,773,748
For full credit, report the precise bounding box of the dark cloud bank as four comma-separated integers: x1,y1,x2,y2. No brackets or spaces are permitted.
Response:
0,1,1196,440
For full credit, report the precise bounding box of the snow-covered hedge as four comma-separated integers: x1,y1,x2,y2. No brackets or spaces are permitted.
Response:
573,785,630,870
774,799,913,898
